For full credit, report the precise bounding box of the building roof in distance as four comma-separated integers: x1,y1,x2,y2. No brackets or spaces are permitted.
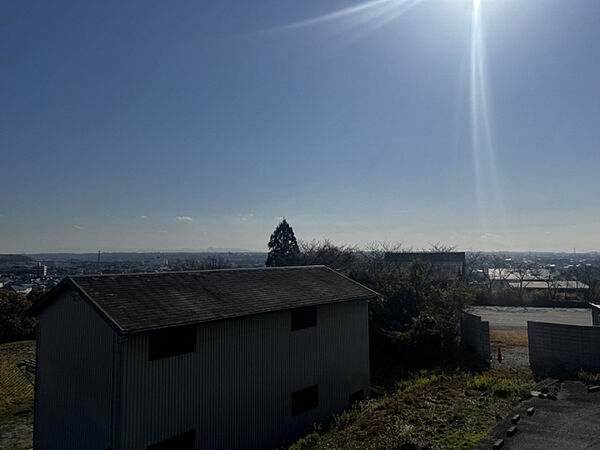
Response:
29,266,378,333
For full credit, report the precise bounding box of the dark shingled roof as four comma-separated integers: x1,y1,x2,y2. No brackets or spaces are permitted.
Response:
30,266,377,332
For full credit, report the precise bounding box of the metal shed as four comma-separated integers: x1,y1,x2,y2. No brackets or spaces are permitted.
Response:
28,265,377,450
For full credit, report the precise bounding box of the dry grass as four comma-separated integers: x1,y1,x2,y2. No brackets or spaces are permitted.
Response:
490,330,528,347
0,340,35,450
291,362,534,450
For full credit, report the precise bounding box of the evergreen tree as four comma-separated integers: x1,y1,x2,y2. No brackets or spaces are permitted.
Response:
266,219,300,267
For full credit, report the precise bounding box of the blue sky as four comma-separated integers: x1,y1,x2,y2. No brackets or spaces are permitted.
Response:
1,0,599,253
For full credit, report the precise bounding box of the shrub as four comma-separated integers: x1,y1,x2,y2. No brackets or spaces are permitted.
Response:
0,289,36,340
289,431,320,450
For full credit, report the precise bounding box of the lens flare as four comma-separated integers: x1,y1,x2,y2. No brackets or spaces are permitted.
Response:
469,0,507,250
265,0,424,38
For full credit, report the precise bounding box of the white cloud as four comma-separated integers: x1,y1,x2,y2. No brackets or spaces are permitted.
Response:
176,216,193,222
140,215,148,220
73,225,84,230
239,213,255,221
159,230,169,234
480,232,502,240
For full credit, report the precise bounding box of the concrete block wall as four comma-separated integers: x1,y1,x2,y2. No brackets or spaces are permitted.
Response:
461,312,490,366
528,321,600,377
591,303,600,326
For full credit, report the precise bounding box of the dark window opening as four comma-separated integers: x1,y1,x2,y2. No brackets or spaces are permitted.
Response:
349,390,365,408
291,305,317,331
147,430,195,450
149,325,196,361
292,384,318,416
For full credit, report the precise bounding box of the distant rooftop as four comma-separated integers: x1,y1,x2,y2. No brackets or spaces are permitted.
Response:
29,266,378,332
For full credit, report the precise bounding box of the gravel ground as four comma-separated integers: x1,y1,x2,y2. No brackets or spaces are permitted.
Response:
490,345,530,368
469,306,591,330
477,381,600,449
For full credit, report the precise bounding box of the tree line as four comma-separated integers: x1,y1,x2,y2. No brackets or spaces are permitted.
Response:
266,219,472,366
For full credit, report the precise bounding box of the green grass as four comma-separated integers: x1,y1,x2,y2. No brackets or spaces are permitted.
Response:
0,340,35,450
578,370,600,384
290,363,534,449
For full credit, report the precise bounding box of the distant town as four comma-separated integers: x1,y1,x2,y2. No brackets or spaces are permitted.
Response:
0,252,267,295
1,250,598,299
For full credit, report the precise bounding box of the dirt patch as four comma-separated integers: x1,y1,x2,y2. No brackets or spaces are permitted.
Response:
0,418,33,450
490,329,528,347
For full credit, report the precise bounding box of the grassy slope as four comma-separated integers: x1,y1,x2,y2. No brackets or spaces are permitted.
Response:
291,361,534,450
0,340,35,450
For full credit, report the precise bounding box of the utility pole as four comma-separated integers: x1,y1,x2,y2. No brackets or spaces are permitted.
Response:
97,250,101,265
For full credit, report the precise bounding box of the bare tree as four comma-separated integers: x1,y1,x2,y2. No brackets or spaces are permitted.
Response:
486,254,512,291
298,239,358,273
573,263,600,302
508,263,532,301
427,242,457,253
464,251,487,285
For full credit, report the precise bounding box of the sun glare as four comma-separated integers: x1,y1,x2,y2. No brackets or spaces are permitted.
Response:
469,0,507,249
267,0,424,36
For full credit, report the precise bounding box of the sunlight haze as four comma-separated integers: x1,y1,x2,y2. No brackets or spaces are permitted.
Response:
1,0,599,253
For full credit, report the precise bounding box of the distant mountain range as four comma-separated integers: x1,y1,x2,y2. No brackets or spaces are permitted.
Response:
0,254,34,264
23,250,265,263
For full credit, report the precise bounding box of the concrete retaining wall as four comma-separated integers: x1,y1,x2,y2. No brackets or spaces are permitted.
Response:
461,312,490,366
528,321,600,377
591,303,600,326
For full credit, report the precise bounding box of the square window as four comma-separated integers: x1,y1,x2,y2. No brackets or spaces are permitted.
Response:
292,384,318,416
149,325,196,361
349,390,365,408
291,306,317,331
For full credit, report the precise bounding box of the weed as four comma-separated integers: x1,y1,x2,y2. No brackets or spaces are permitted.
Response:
332,406,362,430
578,370,600,384
469,374,493,391
289,431,319,450
395,371,449,393
290,366,534,449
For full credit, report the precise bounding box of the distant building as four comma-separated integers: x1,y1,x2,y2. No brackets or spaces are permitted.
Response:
487,268,589,291
5,283,33,295
37,263,47,278
28,266,377,450
384,252,466,282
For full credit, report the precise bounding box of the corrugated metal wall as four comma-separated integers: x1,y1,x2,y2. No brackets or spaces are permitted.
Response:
34,291,116,450
119,300,370,449
528,320,600,377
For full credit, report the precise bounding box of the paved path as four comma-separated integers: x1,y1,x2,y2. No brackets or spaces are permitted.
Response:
477,381,600,449
469,306,591,330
